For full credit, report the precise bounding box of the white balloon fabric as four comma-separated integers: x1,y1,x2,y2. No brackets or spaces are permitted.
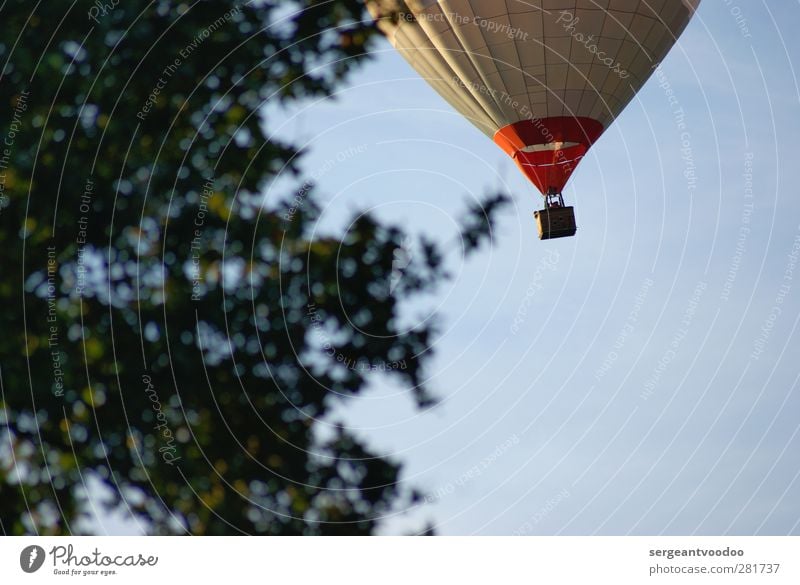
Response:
367,0,700,195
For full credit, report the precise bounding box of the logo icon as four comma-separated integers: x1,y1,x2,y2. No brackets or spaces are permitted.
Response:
20,545,46,573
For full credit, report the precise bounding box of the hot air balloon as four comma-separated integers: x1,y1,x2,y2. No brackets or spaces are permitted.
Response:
367,0,699,239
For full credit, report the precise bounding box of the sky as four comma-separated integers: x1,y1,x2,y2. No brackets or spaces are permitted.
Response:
85,1,800,536
255,0,800,536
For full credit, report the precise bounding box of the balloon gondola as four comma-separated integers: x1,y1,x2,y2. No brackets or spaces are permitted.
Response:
367,0,700,239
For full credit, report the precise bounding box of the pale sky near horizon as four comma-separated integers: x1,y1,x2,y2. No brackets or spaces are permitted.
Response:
89,0,800,535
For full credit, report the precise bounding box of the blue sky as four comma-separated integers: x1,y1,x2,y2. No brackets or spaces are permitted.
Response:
263,0,800,536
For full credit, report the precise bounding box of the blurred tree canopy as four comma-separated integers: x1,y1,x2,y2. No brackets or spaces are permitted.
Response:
0,0,507,534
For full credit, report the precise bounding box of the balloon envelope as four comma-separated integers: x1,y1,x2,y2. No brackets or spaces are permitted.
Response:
368,0,700,195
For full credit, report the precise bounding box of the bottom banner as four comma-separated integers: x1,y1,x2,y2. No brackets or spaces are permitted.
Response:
1,537,797,584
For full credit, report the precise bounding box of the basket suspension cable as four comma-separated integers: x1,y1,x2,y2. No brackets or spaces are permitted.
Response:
544,187,565,209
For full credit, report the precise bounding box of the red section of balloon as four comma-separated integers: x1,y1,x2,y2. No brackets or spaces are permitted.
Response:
493,117,605,194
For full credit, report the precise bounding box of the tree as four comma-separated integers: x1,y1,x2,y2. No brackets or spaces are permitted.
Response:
0,0,507,535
